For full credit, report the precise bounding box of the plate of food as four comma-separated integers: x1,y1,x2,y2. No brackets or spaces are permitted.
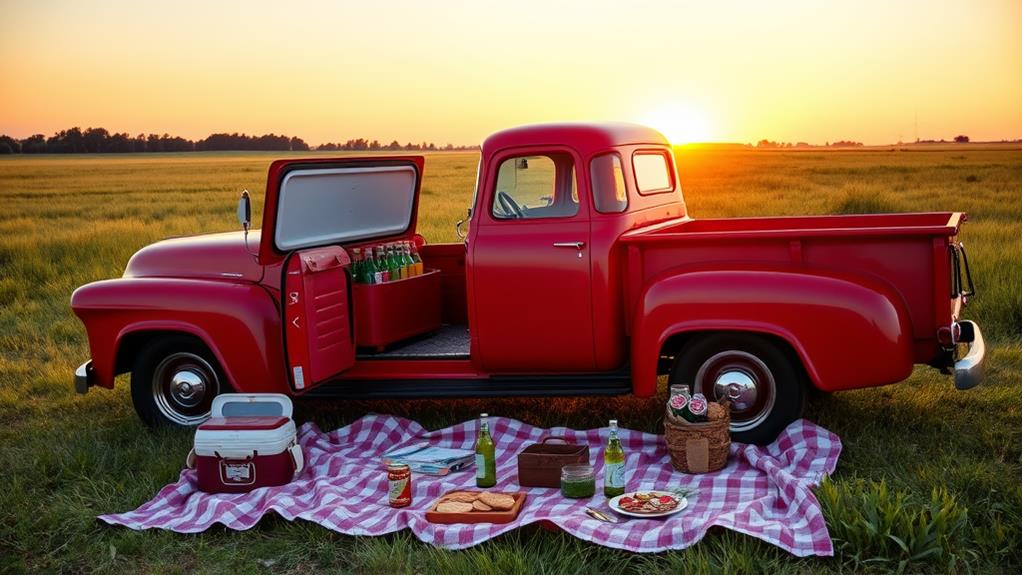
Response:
608,491,688,518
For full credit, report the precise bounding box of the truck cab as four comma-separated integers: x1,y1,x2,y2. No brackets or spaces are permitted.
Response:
72,123,984,444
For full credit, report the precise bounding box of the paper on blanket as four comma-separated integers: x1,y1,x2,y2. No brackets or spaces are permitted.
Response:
382,443,475,475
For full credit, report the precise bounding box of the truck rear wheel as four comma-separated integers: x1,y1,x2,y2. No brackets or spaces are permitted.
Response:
670,333,805,445
130,335,223,427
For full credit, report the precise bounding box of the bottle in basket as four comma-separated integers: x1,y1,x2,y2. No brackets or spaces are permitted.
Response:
603,420,626,497
387,462,412,508
689,393,709,423
475,413,496,487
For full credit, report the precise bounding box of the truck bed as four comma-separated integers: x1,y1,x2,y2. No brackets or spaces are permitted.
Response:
621,212,965,361
621,212,963,242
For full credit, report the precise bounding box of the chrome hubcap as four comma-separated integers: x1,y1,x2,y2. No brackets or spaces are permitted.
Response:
715,370,758,411
696,351,776,433
152,352,218,426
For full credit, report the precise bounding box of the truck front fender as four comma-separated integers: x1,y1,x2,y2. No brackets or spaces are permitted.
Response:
630,267,914,396
71,278,285,393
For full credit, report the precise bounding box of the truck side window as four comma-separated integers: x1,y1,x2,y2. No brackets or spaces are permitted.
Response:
591,153,627,213
633,151,674,194
492,154,578,219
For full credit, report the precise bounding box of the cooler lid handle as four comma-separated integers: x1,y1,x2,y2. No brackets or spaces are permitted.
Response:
211,393,293,418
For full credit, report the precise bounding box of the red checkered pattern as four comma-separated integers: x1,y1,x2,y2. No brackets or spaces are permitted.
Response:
99,416,840,555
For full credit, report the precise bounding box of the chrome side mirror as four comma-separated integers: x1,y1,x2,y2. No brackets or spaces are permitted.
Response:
455,207,472,239
237,190,258,259
237,190,252,231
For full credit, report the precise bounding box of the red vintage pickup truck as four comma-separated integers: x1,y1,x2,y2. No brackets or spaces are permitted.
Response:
71,123,984,443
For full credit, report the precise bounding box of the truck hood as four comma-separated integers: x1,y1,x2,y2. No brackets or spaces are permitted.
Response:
124,231,264,282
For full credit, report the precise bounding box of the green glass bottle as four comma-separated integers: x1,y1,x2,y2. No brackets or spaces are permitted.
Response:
603,419,625,497
374,246,389,282
363,248,378,284
409,241,424,276
351,248,363,283
401,242,416,277
387,245,402,280
475,413,496,488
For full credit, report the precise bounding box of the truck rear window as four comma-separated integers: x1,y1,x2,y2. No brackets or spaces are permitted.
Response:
591,153,627,213
633,152,674,194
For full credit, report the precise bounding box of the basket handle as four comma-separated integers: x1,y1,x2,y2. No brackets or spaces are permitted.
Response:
539,436,572,445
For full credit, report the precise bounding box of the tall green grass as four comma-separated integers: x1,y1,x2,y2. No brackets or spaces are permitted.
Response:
1,148,1020,573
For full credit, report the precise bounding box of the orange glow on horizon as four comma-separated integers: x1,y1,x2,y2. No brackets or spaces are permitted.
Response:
0,0,1020,146
640,104,715,144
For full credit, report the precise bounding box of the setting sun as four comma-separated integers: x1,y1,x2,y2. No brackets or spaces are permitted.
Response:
639,104,715,145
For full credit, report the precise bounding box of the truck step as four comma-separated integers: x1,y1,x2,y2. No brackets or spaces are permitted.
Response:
302,373,632,399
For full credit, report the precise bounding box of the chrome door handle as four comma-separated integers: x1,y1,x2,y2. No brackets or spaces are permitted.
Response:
553,241,585,258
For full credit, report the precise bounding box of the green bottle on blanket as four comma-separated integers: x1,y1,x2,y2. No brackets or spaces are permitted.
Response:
603,420,626,497
475,413,496,488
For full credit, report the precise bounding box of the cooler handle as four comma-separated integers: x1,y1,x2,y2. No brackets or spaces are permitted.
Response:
186,448,196,469
288,444,304,475
211,393,293,418
539,436,573,445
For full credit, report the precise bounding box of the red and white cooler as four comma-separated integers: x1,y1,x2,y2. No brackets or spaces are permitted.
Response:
186,394,304,494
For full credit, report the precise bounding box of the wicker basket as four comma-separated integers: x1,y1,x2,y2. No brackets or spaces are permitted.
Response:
663,400,731,473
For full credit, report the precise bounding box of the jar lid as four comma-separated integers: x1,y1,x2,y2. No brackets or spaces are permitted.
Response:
561,464,594,478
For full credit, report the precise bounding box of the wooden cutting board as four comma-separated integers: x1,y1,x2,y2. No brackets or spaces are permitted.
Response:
424,490,527,524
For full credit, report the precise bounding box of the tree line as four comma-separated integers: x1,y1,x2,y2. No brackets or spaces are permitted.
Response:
0,127,478,154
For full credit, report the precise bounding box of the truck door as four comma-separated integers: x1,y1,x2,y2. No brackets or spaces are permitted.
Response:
469,149,596,372
259,156,425,391
283,246,354,391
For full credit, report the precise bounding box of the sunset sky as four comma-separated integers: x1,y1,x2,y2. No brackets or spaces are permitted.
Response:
1,0,1020,145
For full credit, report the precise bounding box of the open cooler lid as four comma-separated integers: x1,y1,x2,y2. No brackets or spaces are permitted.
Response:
258,157,424,264
211,393,293,418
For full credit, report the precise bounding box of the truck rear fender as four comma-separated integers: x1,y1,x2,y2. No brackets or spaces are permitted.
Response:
71,278,285,392
630,267,914,396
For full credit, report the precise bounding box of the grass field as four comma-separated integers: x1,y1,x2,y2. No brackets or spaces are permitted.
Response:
1,147,1020,573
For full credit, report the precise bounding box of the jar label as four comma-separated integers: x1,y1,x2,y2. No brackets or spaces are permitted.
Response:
605,462,626,488
475,454,486,479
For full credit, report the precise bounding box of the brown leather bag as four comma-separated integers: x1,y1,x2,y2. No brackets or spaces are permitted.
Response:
516,436,590,488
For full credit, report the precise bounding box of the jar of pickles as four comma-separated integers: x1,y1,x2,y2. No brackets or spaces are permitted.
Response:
560,464,595,498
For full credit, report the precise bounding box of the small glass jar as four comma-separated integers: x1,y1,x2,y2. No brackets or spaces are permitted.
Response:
669,384,690,400
560,464,596,498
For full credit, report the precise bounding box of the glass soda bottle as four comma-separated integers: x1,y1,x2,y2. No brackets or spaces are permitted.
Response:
362,248,377,284
387,244,402,281
351,248,363,283
475,413,496,488
402,242,416,277
603,420,626,497
410,241,424,276
374,246,389,283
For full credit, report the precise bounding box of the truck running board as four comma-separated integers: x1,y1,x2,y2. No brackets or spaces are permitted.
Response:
302,373,632,399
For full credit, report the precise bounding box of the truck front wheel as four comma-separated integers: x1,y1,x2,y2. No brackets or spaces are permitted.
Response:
130,335,223,427
670,334,805,445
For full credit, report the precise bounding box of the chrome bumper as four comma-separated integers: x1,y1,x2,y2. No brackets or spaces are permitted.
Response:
954,320,985,390
75,360,95,394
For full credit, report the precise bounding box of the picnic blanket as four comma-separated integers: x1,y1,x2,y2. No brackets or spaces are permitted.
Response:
99,415,841,555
